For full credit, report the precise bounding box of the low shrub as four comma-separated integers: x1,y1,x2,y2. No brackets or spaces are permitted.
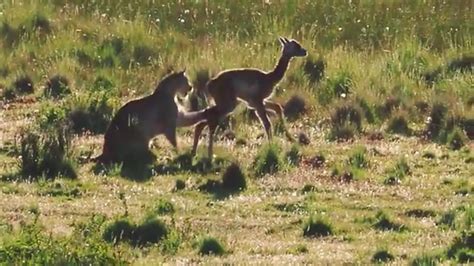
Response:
302,216,333,238
44,75,70,98
198,237,225,256
221,163,247,192
252,142,283,177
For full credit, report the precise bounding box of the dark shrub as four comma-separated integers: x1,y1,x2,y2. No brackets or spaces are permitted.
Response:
357,97,376,124
44,75,70,98
376,96,401,120
284,95,306,120
387,111,411,135
99,36,124,55
328,101,363,141
222,163,247,192
302,216,333,238
304,56,325,83
425,102,447,140
132,45,155,65
152,199,175,215
68,93,116,134
372,249,395,263
103,219,135,244
25,13,51,34
131,218,168,246
447,127,467,150
446,230,474,263
174,179,186,191
373,211,406,232
447,56,473,73
13,75,34,94
198,237,225,256
297,132,310,145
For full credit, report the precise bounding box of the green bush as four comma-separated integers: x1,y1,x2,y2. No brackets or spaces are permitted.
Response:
253,142,283,177
285,143,302,166
348,146,368,169
17,127,76,180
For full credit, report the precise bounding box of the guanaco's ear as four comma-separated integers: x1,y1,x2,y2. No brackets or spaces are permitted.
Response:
283,37,290,43
279,36,287,46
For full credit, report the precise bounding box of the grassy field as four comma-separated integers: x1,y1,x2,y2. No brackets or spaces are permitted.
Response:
0,0,473,264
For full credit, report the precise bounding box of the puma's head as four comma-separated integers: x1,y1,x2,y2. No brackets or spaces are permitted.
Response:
175,70,193,96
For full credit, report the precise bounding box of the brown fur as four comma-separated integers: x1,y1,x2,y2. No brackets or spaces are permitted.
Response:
192,37,307,158
93,71,211,164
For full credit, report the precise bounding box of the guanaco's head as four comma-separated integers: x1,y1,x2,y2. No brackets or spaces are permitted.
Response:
279,37,307,58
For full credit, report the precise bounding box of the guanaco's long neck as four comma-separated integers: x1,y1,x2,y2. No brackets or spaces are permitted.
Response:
267,53,291,85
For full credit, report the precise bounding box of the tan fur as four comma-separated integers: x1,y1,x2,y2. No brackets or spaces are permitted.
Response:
93,71,210,164
192,37,307,158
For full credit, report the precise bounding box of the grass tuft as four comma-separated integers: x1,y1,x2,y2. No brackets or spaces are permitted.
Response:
329,101,363,141
304,56,325,83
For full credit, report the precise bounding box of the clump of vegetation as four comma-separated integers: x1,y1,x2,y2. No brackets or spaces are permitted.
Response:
38,103,67,129
437,210,457,229
285,144,302,166
103,217,168,247
132,44,155,65
102,219,135,244
198,237,225,256
252,142,283,177
284,94,306,121
376,96,402,121
16,127,76,181
91,75,116,94
384,158,410,185
372,211,406,232
44,75,71,98
372,249,395,263
221,162,247,192
446,127,467,150
425,102,447,140
410,253,441,266
356,97,376,124
24,13,52,35
12,75,34,95
303,154,326,168
405,209,436,218
327,71,352,98
151,199,175,215
174,179,186,191
302,216,333,238
304,56,325,83
446,230,474,263
297,132,311,145
387,111,411,135
68,92,117,134
329,101,363,141
348,146,368,169
0,217,120,264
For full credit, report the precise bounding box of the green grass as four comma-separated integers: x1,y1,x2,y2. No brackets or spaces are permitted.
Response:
0,0,472,264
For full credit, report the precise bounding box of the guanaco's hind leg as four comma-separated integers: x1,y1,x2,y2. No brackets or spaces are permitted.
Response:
264,100,294,141
252,102,273,139
192,121,207,156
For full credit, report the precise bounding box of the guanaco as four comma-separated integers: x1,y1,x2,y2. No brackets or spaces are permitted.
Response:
192,37,307,158
93,71,215,164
